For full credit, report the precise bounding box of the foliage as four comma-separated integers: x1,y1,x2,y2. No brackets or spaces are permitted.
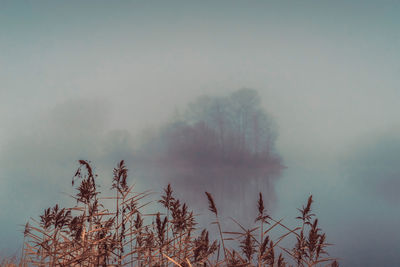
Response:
20,160,338,267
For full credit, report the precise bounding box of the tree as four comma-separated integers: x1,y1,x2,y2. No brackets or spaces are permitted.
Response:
135,89,283,219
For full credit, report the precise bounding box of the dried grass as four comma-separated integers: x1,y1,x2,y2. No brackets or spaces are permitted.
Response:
18,160,338,267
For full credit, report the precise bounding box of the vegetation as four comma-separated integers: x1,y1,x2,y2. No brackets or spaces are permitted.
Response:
16,160,338,267
133,89,284,219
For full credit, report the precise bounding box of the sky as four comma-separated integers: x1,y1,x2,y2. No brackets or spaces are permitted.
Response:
1,1,400,265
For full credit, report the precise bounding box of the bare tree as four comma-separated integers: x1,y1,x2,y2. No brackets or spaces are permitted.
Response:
134,89,283,219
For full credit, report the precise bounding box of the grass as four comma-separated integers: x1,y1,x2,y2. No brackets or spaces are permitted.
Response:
15,160,338,267
0,256,18,267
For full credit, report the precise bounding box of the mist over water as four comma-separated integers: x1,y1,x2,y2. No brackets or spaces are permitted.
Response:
129,89,283,224
1,1,400,265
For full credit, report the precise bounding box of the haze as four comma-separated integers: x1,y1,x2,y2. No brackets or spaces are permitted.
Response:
1,1,400,266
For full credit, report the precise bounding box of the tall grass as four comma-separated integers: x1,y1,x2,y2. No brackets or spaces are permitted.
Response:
19,160,338,267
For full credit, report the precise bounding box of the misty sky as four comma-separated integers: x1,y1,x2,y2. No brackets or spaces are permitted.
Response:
1,1,400,266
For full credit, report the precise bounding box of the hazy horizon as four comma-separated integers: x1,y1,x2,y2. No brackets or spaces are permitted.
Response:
1,1,400,266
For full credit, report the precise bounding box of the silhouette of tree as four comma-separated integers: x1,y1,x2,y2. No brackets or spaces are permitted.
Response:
134,89,283,218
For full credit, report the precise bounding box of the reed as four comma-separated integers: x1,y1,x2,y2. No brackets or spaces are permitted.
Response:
17,160,338,267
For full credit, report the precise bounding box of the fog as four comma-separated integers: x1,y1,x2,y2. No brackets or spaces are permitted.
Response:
1,1,400,265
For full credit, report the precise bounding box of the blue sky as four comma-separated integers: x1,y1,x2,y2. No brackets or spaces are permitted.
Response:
1,1,400,265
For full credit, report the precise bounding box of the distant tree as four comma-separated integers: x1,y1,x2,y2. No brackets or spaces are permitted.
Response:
176,88,278,167
135,89,283,218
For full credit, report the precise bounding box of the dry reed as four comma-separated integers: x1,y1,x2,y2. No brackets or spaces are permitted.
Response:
17,160,338,267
